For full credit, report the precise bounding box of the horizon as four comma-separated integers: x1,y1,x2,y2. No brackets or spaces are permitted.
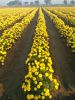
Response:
0,0,72,6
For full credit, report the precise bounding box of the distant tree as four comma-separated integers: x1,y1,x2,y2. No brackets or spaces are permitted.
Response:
25,2,29,5
34,0,40,5
30,2,34,5
15,0,20,3
7,1,17,6
70,0,75,4
7,0,22,6
64,0,67,5
15,0,22,5
44,0,51,5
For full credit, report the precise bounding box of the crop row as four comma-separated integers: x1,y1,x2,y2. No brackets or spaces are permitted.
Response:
0,8,34,19
48,7,75,17
48,9,75,27
0,9,37,65
44,8,75,53
22,8,59,100
0,8,35,32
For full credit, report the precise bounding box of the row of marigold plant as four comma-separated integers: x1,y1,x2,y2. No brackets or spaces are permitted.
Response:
22,8,59,100
0,8,34,32
44,8,75,53
0,9,37,65
47,8,75,27
47,7,75,17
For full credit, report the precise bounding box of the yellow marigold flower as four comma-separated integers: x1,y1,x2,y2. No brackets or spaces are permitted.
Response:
40,66,45,71
35,71,39,75
45,56,47,59
25,79,28,82
48,74,53,80
37,85,40,89
40,63,45,67
34,81,37,84
36,65,39,68
45,89,50,96
57,82,59,86
42,96,45,99
28,72,32,76
32,62,34,65
45,72,49,77
45,92,48,96
46,67,49,70
38,95,41,98
34,96,39,100
53,79,58,84
1,51,6,55
27,86,31,91
23,85,27,92
44,88,46,92
32,66,37,72
27,94,34,99
41,92,44,95
38,74,42,78
2,62,4,65
49,68,54,73
34,87,37,91
27,94,31,99
55,85,59,90
35,60,38,64
39,82,43,86
28,63,31,66
33,77,36,81
48,57,52,64
49,95,52,99
41,59,44,62
47,63,51,67
38,55,41,58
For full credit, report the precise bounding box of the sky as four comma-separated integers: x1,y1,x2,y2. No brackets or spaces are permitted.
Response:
0,0,71,6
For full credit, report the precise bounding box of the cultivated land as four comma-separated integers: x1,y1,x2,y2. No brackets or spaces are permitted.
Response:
0,7,75,100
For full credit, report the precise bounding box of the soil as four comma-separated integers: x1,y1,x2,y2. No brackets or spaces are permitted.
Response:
43,9,75,100
0,10,38,100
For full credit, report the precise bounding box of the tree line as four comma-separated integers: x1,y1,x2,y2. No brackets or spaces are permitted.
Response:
7,0,75,6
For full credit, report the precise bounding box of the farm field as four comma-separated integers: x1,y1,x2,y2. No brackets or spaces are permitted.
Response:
0,7,75,100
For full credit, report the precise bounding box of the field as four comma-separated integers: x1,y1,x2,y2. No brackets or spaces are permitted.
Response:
0,7,75,100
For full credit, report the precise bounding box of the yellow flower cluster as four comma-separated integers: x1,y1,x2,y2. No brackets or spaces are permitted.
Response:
48,8,75,27
44,8,75,52
22,8,59,100
0,8,35,31
48,7,75,17
0,9,37,65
